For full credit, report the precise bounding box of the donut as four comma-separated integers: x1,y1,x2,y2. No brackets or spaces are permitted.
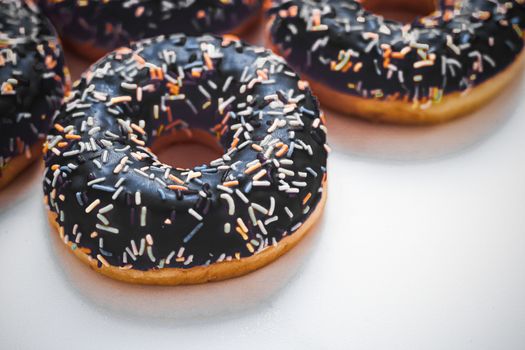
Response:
266,0,525,124
38,0,265,61
43,34,329,285
0,0,69,190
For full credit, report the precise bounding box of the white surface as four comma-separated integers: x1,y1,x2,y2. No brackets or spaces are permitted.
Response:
2,46,525,350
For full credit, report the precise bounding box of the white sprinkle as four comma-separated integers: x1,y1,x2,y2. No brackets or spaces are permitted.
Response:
188,208,203,221
269,197,275,216
252,203,268,215
257,220,268,235
220,193,235,215
248,206,257,226
99,204,114,214
235,189,249,204
95,224,119,234
112,186,124,200
147,246,156,262
97,214,109,225
140,206,147,226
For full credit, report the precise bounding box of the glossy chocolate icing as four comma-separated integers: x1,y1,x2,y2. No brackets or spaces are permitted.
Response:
39,0,263,52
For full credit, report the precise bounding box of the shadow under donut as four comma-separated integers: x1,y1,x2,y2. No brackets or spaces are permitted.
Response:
326,70,525,162
0,161,42,213
45,206,326,326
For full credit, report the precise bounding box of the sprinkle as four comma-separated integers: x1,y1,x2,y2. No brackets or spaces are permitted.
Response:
285,207,293,219
257,220,268,235
220,194,235,215
183,223,204,243
85,199,101,213
188,208,203,221
97,254,110,267
237,218,249,233
95,224,119,234
140,206,147,226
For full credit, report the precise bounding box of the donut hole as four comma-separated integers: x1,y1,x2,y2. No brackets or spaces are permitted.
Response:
152,129,224,170
361,0,437,23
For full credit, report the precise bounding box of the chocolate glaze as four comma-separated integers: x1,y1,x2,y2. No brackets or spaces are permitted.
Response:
39,0,263,53
0,0,68,177
268,0,525,107
44,35,328,271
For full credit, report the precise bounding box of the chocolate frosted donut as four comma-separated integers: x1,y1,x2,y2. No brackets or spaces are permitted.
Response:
267,0,525,124
0,0,69,189
44,34,328,285
39,0,264,60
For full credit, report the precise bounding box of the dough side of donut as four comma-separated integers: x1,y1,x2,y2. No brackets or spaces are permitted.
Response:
47,182,327,285
0,143,42,190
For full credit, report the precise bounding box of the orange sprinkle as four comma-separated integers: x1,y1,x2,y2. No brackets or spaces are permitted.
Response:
230,137,239,149
109,95,132,105
257,69,268,80
169,174,185,185
275,144,289,157
54,123,64,132
133,53,145,66
191,69,202,78
298,80,309,90
302,192,312,205
131,123,146,135
223,180,239,187
166,82,180,95
244,162,261,174
150,67,164,80
97,254,110,267
196,9,206,19
203,53,214,70
236,226,248,240
65,134,81,140
168,185,188,191
45,55,57,69
131,138,145,146
222,34,240,46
